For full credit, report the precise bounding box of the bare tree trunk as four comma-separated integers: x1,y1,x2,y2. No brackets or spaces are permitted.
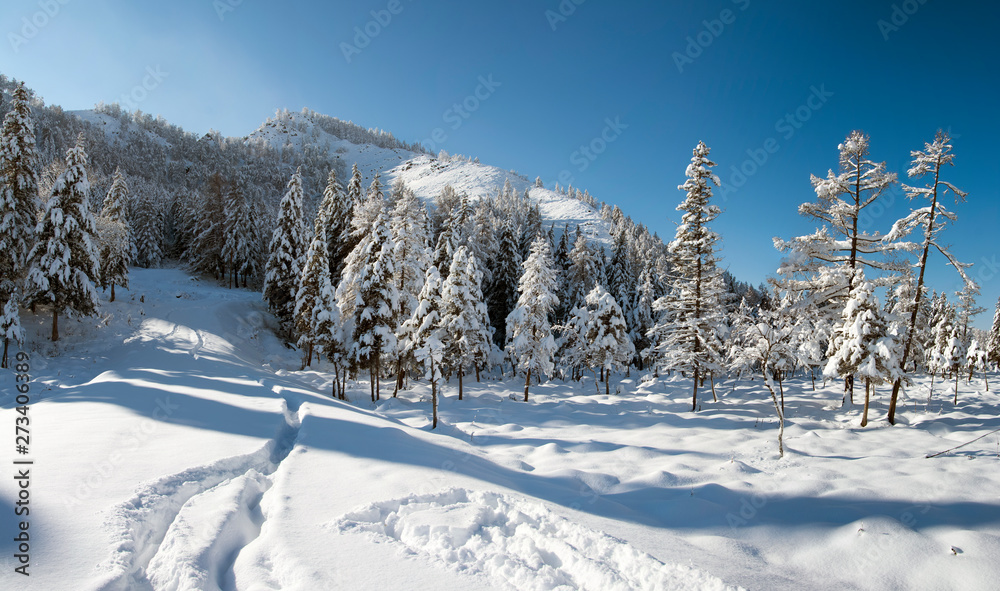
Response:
778,376,785,413
928,372,936,403
110,282,116,302
51,310,59,342
710,372,717,402
606,372,610,397
691,366,700,412
523,368,531,402
861,378,871,427
810,369,816,391
1,337,8,369
475,365,481,382
458,370,464,401
765,380,785,457
954,371,960,405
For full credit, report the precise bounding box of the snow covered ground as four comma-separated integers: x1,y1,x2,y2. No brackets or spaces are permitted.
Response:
2,266,999,590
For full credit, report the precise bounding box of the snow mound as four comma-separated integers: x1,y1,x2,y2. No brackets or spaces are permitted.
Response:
334,488,739,591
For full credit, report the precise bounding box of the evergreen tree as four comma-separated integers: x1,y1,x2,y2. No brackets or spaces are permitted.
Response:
296,213,334,369
506,235,559,402
582,285,635,396
338,209,399,401
388,186,431,394
630,268,658,370
347,162,364,206
190,174,228,280
883,130,973,423
318,168,354,280
652,141,726,411
966,339,989,391
824,273,901,427
25,136,101,341
439,246,492,399
132,185,163,269
0,81,40,366
222,176,258,288
263,168,309,328
489,218,522,348
313,260,346,400
562,233,597,319
606,231,635,333
97,170,134,302
402,265,445,427
988,297,1000,367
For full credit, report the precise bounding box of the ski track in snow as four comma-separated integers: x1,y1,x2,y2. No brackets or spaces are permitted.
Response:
335,488,741,591
96,396,303,591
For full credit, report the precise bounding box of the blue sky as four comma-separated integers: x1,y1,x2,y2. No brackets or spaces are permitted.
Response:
3,0,998,328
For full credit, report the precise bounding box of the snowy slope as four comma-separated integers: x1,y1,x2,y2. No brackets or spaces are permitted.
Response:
3,267,1000,590
71,109,173,149
247,111,614,246
246,111,418,190
386,155,614,246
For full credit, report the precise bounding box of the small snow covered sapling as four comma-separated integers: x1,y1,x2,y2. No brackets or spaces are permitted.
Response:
824,273,901,427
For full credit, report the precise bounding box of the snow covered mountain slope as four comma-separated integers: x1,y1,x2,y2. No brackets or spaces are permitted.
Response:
246,109,615,245
386,155,614,246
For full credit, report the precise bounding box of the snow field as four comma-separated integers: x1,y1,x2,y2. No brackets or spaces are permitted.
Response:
2,266,1000,590
336,487,739,591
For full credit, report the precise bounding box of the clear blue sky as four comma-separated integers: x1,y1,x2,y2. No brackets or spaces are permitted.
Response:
3,0,998,328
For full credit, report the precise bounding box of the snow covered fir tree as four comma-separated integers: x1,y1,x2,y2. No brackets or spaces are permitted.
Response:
0,69,998,590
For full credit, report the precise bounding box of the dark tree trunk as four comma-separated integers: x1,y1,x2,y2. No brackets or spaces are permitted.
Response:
1,337,8,369
954,371,960,405
51,310,59,342
458,370,463,401
110,282,116,302
523,368,531,402
861,378,871,427
691,366,700,412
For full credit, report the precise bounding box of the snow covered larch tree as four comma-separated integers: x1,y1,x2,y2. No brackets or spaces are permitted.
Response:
773,131,909,336
25,135,101,341
506,235,559,402
882,130,972,424
652,141,726,412
263,167,309,329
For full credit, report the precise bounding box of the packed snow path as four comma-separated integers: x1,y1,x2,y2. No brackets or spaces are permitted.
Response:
2,266,1000,590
